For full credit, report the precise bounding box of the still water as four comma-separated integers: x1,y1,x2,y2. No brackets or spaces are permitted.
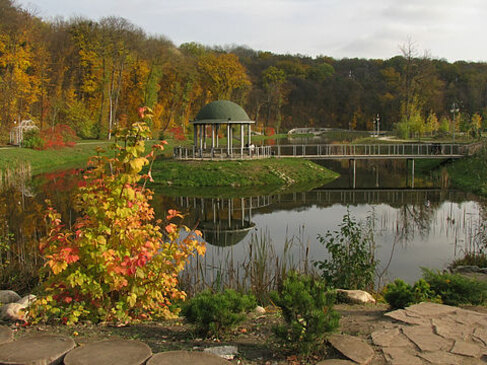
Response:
3,158,485,289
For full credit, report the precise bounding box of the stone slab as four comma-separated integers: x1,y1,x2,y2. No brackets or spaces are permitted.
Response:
405,302,457,318
418,350,471,365
432,317,472,341
381,347,423,365
472,327,487,346
64,339,151,365
0,334,75,365
384,309,430,326
450,339,482,358
0,326,13,345
147,351,230,365
370,328,411,347
328,334,374,364
315,360,356,365
402,326,453,352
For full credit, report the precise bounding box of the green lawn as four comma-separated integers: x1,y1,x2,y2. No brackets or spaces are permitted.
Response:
0,138,186,175
151,157,339,190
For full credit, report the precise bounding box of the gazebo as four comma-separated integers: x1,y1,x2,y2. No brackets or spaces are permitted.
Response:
174,100,271,160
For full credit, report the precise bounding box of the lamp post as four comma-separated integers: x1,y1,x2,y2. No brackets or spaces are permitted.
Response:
376,114,380,137
450,103,459,143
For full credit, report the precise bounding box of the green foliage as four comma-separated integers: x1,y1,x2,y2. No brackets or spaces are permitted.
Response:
394,121,409,139
29,116,205,325
451,253,487,268
445,147,487,196
270,272,339,354
422,269,487,306
314,210,377,290
22,128,44,149
64,100,97,139
384,279,440,310
181,289,256,338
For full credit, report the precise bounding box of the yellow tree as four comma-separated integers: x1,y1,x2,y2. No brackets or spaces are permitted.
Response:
197,52,250,102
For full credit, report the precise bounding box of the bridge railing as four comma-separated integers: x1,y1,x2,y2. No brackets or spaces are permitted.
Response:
271,143,465,158
173,146,273,160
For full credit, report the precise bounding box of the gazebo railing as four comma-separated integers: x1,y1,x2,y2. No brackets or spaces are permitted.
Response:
174,146,273,160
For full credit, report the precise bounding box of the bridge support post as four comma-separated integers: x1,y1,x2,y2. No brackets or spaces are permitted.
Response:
412,159,415,189
349,159,356,189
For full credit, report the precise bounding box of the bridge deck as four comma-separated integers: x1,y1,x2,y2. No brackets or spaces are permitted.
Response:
174,142,481,160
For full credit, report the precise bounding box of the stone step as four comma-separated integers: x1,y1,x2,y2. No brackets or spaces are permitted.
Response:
147,351,231,365
0,334,75,365
64,339,152,365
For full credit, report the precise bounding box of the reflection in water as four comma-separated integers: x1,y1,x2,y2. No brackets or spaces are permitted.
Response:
2,159,486,292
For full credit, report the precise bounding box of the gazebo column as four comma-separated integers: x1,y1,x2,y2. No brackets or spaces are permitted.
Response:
240,123,244,157
227,124,231,155
199,124,203,151
216,125,219,147
203,125,207,149
193,124,197,147
211,125,215,149
248,124,252,146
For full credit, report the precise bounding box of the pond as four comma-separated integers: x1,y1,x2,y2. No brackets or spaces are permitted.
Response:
2,156,485,292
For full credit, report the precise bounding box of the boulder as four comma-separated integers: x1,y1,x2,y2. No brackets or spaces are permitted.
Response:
255,305,266,314
0,325,13,344
336,289,376,304
0,302,25,321
0,290,21,305
17,294,36,307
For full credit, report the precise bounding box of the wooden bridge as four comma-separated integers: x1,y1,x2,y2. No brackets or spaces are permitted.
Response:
174,142,482,161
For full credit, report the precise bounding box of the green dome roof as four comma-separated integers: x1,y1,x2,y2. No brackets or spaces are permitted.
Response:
194,100,251,123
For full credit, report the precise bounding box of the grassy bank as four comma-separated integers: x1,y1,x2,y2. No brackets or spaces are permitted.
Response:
0,139,184,175
443,148,487,196
151,158,339,190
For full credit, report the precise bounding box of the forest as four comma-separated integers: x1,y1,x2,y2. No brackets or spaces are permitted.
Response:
1,0,487,143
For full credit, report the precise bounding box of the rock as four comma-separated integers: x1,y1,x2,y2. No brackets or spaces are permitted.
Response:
17,294,36,307
0,302,26,321
255,305,266,314
0,290,21,305
327,334,374,364
203,345,238,360
405,302,457,317
402,326,453,352
147,351,230,365
384,309,430,326
0,334,75,365
64,339,152,365
452,265,479,273
0,325,13,344
370,328,410,347
450,339,483,358
382,347,423,365
315,360,357,365
336,289,376,304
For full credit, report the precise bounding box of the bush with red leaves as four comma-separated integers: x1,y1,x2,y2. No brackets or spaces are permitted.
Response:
39,125,79,150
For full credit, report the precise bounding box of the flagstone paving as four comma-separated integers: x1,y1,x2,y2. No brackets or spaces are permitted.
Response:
2,302,487,364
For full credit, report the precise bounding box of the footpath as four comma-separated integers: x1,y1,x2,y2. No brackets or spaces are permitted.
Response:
2,302,487,364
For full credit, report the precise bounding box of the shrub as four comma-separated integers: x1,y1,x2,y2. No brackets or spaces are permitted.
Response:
29,115,205,325
383,279,440,310
315,209,377,290
39,124,79,149
181,289,256,338
422,268,487,306
22,129,44,149
270,272,339,354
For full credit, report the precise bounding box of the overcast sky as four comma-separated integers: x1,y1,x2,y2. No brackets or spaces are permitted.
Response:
18,0,487,62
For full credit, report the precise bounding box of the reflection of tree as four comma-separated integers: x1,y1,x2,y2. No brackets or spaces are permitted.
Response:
395,202,438,244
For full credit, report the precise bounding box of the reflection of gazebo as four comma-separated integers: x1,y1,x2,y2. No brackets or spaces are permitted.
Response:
9,120,39,146
174,100,272,159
